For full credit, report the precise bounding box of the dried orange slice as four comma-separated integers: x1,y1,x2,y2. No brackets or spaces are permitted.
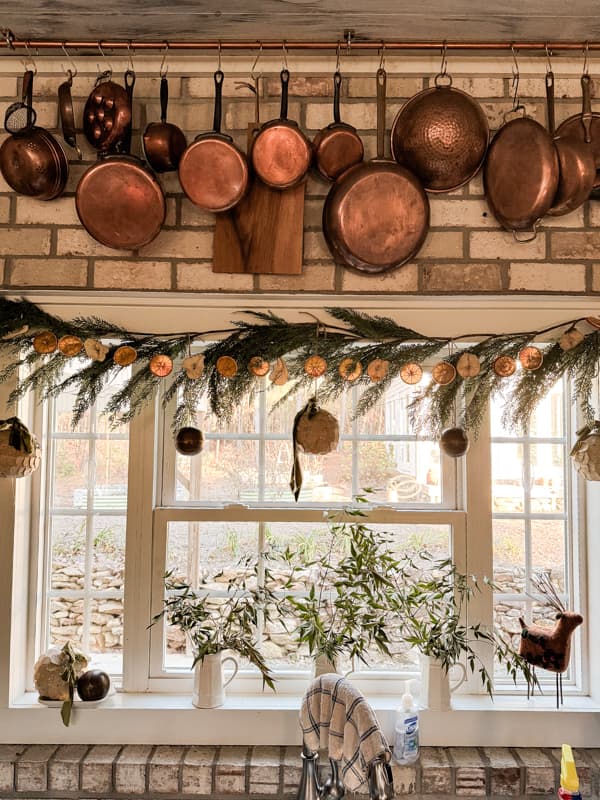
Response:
304,355,327,378
518,346,543,371
216,355,238,378
432,361,456,386
113,345,138,367
248,356,270,377
32,331,58,354
367,358,389,383
58,334,83,357
338,358,362,382
493,355,516,377
399,362,423,385
149,354,174,377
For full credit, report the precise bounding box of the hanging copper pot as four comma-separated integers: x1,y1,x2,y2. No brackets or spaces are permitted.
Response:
143,75,187,173
76,70,166,250
312,71,364,181
322,68,429,273
83,70,132,153
251,69,312,189
390,71,489,193
556,73,600,190
0,70,68,201
178,69,249,212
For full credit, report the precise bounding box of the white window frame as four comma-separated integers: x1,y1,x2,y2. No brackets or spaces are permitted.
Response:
0,291,598,747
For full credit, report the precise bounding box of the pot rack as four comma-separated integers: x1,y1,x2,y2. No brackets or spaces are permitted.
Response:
1,30,600,54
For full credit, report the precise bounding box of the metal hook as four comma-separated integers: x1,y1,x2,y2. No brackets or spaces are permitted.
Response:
545,43,553,74
251,42,263,80
159,41,169,77
379,40,386,70
2,28,15,50
345,29,353,56
61,43,77,79
217,40,222,72
21,41,37,75
127,40,135,71
335,42,341,73
511,43,520,110
97,41,112,76
282,40,288,70
439,40,448,77
583,40,590,76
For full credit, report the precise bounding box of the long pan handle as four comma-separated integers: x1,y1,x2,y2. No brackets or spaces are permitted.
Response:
333,71,342,125
581,74,593,144
280,69,289,120
376,68,386,160
545,71,556,137
160,75,169,124
122,69,136,155
213,69,224,134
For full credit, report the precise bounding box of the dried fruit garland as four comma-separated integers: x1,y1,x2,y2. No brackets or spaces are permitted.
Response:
1,297,600,437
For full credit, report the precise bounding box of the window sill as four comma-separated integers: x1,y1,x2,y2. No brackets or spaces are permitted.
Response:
3,692,600,746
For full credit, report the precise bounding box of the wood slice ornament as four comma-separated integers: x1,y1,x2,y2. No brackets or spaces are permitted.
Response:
290,397,340,501
248,356,270,377
0,417,41,478
456,352,481,378
269,357,289,386
84,338,109,362
400,362,423,385
559,328,584,351
570,421,600,480
113,345,138,367
33,331,58,354
519,346,544,371
493,355,517,377
304,355,327,378
367,358,390,383
339,358,362,382
216,356,238,378
149,354,173,377
58,335,83,357
175,426,204,456
183,354,204,380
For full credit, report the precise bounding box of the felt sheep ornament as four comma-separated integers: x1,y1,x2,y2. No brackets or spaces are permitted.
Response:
518,571,583,707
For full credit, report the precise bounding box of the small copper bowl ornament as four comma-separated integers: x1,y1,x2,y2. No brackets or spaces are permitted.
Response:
175,427,204,457
440,427,470,458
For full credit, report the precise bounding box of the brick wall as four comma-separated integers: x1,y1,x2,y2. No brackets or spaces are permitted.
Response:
0,56,599,297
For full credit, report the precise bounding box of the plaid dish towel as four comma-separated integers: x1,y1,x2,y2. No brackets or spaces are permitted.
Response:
300,673,391,791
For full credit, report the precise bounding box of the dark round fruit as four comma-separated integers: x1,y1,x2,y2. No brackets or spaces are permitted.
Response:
440,427,470,458
175,427,204,456
76,669,110,701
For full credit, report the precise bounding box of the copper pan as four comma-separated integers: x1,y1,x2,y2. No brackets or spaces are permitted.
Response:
178,69,249,212
484,107,559,238
390,71,489,193
312,71,364,181
76,70,166,250
556,74,600,190
0,70,68,201
323,68,429,273
143,75,187,172
545,71,595,217
83,70,132,153
251,69,312,189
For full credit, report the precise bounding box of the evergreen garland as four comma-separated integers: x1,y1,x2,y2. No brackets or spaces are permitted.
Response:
0,296,599,438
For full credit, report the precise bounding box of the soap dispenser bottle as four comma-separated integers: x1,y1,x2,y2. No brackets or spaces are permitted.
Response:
393,680,419,765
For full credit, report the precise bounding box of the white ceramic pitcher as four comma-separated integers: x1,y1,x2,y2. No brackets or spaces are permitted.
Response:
192,652,239,708
419,654,467,711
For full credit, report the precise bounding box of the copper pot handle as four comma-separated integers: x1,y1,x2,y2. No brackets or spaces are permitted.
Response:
280,68,290,120
581,74,593,144
333,70,342,125
513,227,538,243
212,69,224,133
545,71,556,137
160,75,168,123
376,67,386,159
23,69,34,129
122,69,136,154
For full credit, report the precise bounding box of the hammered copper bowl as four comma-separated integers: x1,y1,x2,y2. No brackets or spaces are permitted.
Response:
391,84,489,193
0,127,68,200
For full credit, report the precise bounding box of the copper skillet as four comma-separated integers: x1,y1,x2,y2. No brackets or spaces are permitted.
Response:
178,69,249,212
556,74,600,190
312,71,364,181
251,69,312,189
323,68,429,273
76,70,166,250
545,71,595,216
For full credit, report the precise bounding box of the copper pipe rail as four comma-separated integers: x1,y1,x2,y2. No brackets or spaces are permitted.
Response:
1,32,600,53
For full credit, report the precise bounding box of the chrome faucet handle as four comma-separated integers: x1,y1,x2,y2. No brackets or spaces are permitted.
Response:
297,749,322,800
320,758,345,800
368,758,394,800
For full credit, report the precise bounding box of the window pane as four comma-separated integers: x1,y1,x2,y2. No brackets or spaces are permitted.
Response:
50,516,86,590
357,440,439,504
493,519,525,589
529,444,564,513
52,439,90,509
92,516,126,589
492,443,524,512
531,520,567,592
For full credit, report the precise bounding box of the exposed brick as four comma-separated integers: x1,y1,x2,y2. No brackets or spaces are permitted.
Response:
81,744,121,794
0,227,51,256
450,77,506,97
552,230,600,259
306,173,330,198
484,748,522,795
519,77,590,99
419,231,464,259
140,229,212,260
470,231,546,260
149,745,185,794
135,76,182,98
164,197,177,227
588,202,600,228
304,198,325,229
306,102,376,131
249,745,281,794
420,746,453,794
30,101,58,129
265,76,333,97
468,172,485,196
0,745,26,792
181,199,216,227
517,748,556,794
342,262,419,292
93,260,172,290
215,746,248,794
65,162,90,194
429,198,498,228
181,746,216,795
304,230,330,261
144,100,213,134
282,746,303,795
451,748,487,796
114,744,153,795
0,258,5,286
390,762,417,793
509,262,586,292
347,76,423,98
258,264,335,292
15,196,79,225
49,744,88,792
15,745,57,793
187,75,252,98
0,196,9,223
0,76,18,97
482,102,543,130
422,262,503,292
539,207,585,228
10,258,88,288
176,261,253,292
225,101,299,131
57,228,131,257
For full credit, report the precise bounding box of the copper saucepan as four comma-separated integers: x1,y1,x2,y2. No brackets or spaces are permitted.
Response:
178,69,249,212
484,105,559,238
251,69,312,189
312,71,364,181
143,75,187,173
58,69,82,159
0,70,68,201
83,69,132,154
323,68,429,273
556,73,600,190
545,71,595,217
76,70,166,250
390,70,489,193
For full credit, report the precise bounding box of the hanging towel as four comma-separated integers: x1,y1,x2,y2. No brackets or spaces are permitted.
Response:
300,673,391,791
